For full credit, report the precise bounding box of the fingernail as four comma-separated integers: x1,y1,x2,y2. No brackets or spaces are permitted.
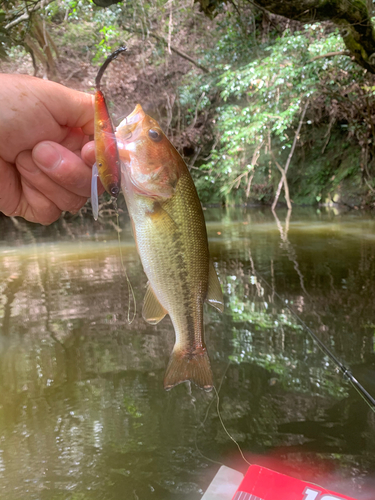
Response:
33,143,62,170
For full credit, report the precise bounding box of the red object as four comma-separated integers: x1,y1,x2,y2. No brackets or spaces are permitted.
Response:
232,465,357,500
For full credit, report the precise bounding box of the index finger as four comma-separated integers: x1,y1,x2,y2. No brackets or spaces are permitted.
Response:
8,74,95,134
39,79,95,134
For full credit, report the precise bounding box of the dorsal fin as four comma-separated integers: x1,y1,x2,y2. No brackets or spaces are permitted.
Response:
142,283,167,324
206,259,224,312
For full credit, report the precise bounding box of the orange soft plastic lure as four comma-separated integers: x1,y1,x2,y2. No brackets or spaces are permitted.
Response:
91,46,127,220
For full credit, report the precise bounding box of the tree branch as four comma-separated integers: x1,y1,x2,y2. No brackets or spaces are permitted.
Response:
5,11,29,30
5,0,55,30
197,0,375,74
148,31,210,73
309,50,351,62
271,99,309,210
123,26,210,73
254,0,375,73
271,155,292,210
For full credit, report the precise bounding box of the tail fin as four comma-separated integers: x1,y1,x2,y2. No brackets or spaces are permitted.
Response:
164,347,213,391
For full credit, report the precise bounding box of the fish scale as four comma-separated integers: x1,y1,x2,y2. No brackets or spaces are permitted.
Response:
117,104,224,390
135,172,209,350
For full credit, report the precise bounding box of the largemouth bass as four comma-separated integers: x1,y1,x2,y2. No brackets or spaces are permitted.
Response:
116,104,224,390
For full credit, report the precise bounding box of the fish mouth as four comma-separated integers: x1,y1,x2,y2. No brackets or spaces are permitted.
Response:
116,104,145,142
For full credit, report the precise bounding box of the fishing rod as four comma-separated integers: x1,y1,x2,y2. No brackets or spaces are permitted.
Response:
194,265,375,471
252,269,375,411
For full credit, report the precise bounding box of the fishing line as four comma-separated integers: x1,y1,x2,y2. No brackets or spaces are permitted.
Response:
114,200,136,324
186,381,222,465
252,268,375,413
213,386,252,467
192,361,251,468
190,382,227,468
201,360,231,428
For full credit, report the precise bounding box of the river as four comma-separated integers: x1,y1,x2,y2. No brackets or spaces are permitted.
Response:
0,207,374,499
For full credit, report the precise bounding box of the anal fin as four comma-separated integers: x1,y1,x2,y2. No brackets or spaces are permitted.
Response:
142,283,167,324
206,259,224,312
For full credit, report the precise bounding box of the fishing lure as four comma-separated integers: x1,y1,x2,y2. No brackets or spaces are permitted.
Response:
91,45,127,220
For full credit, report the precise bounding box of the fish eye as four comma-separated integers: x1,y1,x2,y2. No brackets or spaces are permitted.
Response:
148,129,162,142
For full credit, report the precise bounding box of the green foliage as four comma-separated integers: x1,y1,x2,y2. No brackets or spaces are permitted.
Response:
1,0,129,64
2,0,375,205
173,11,374,205
200,25,354,198
93,24,122,62
51,0,126,63
0,19,9,59
0,8,19,59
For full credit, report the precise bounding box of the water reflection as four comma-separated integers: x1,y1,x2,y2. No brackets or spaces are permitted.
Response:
0,208,374,499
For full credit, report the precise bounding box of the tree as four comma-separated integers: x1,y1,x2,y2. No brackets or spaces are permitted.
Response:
197,0,375,74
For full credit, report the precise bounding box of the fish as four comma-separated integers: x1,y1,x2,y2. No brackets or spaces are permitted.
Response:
91,46,127,219
116,104,224,391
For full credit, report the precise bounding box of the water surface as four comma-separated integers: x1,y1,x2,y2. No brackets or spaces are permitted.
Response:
0,207,374,499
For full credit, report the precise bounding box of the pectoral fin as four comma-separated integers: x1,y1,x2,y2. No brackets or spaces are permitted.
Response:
147,202,178,230
206,259,224,312
142,283,167,324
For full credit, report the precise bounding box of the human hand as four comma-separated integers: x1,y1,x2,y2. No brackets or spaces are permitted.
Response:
0,74,96,224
